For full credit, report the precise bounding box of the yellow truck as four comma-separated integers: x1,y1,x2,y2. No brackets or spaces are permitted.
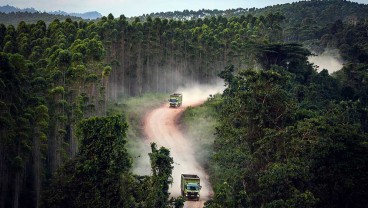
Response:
169,93,182,107
181,174,201,200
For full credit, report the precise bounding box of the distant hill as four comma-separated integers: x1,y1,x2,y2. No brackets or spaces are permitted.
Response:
0,4,38,13
49,11,102,19
0,5,102,20
0,11,83,26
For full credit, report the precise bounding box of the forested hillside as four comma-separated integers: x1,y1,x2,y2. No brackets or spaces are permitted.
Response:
141,1,368,26
0,5,38,13
0,5,101,26
0,12,83,26
140,0,368,42
206,50,368,207
0,0,367,207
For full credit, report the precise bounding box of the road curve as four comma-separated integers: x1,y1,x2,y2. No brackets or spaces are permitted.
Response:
143,100,213,208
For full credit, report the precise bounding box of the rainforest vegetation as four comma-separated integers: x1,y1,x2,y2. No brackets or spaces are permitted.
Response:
0,0,368,207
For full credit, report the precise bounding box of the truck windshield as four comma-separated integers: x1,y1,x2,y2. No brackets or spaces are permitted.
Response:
187,184,199,191
169,99,177,102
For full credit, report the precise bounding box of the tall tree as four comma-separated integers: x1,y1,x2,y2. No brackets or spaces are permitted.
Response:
147,143,174,208
42,115,132,208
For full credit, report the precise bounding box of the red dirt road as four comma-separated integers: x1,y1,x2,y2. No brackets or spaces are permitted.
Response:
144,100,213,208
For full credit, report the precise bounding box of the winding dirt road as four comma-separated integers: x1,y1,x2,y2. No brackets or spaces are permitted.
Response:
143,99,213,208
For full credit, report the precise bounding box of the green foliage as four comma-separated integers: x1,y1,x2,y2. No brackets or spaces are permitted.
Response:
42,115,132,208
0,16,109,206
0,52,44,207
209,56,368,207
317,20,368,64
107,93,166,168
147,143,174,208
108,93,166,135
170,196,185,208
102,66,112,77
255,43,311,73
77,115,131,171
181,94,222,169
41,99,176,207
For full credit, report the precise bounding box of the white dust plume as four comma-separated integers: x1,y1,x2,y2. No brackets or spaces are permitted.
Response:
175,79,225,106
309,50,344,73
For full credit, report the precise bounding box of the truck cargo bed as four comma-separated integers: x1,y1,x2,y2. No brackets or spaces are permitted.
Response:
182,174,200,179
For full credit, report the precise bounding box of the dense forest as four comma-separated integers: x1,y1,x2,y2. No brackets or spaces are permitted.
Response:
0,0,368,207
140,0,368,21
206,48,368,207
139,0,368,44
0,12,83,27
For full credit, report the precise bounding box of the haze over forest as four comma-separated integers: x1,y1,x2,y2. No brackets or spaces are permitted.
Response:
1,0,367,17
0,0,368,207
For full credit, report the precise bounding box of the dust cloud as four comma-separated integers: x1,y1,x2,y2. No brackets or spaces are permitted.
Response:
309,50,344,73
175,80,225,106
130,140,152,176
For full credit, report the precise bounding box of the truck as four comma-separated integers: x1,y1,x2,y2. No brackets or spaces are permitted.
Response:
181,174,201,200
169,93,182,108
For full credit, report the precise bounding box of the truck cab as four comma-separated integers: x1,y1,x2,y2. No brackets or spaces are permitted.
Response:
184,183,201,199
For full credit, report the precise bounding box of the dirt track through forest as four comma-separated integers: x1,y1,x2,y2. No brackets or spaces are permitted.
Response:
143,99,213,208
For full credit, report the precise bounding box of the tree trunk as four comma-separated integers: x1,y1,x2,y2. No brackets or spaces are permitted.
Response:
70,124,77,157
48,118,57,173
104,76,109,116
156,64,159,92
0,147,8,208
127,45,131,96
33,127,41,208
145,29,151,92
137,41,143,96
13,172,20,208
